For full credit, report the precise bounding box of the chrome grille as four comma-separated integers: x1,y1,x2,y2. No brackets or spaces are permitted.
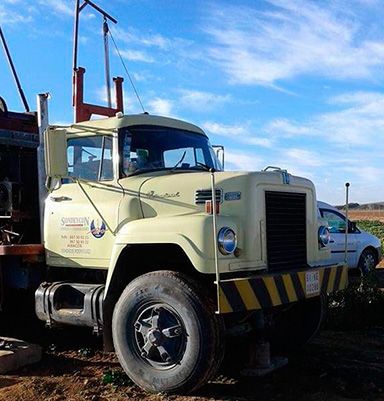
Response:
265,191,307,271
195,189,222,205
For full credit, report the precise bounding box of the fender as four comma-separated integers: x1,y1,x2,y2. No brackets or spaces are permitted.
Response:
105,214,239,293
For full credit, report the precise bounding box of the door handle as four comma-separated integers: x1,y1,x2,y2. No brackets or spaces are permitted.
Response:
50,196,72,202
329,240,335,243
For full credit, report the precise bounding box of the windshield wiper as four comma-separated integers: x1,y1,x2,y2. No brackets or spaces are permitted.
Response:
170,151,187,171
194,162,213,171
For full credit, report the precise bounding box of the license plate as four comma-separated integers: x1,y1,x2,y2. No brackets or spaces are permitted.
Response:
305,270,320,296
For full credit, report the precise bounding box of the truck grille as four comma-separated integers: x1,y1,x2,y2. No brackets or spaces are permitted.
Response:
195,189,222,205
265,191,307,271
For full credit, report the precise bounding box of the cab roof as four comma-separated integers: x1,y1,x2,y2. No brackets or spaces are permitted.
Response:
62,113,206,136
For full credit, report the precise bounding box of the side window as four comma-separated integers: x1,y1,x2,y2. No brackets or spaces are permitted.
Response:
67,136,113,181
321,209,346,233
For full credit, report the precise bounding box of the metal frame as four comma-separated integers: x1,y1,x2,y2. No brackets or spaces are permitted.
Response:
0,27,30,112
72,0,124,122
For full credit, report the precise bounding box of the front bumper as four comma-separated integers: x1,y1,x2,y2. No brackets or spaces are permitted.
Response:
218,263,348,314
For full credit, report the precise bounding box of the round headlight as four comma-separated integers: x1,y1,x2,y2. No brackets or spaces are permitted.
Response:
218,227,237,255
318,226,330,247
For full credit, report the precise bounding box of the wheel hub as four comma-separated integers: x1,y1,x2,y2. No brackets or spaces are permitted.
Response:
134,304,186,367
147,329,162,345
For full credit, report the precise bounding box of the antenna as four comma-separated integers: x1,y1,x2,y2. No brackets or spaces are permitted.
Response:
72,0,123,122
0,26,30,112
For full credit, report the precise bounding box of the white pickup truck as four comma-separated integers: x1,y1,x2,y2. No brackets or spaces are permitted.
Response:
318,201,382,273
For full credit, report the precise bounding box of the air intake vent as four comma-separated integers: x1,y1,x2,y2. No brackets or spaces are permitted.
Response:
195,189,222,205
265,191,307,271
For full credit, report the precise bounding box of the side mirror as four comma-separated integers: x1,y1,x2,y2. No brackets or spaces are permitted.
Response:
44,127,68,178
213,145,224,170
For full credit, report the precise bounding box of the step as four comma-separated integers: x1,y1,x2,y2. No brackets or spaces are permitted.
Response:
0,337,42,374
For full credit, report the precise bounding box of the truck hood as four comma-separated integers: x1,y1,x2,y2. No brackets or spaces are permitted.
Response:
118,168,321,268
130,169,316,218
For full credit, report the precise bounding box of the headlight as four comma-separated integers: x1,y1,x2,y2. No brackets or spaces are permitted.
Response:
218,227,237,255
318,226,330,247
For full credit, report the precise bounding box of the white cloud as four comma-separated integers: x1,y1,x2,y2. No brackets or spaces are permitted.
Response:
283,148,323,167
342,166,384,183
203,121,245,136
179,90,230,111
264,119,312,137
204,1,384,86
39,0,72,17
0,4,33,25
119,49,154,63
264,91,384,146
203,121,273,148
132,72,147,82
113,27,171,50
147,98,173,115
225,150,264,171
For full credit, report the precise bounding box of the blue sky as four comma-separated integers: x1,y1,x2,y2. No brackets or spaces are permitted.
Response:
1,0,384,204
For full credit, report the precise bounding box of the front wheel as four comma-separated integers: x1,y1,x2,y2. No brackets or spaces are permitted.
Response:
112,271,224,394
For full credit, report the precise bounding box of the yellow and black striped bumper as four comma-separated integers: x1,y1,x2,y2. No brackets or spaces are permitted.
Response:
218,264,348,314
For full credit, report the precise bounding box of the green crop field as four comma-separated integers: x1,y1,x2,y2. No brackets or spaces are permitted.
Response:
356,220,384,265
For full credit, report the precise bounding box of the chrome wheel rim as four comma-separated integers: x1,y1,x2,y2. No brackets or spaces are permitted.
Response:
133,303,187,369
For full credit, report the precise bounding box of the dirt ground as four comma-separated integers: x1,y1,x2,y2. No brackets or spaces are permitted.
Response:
2,327,384,401
2,290,384,401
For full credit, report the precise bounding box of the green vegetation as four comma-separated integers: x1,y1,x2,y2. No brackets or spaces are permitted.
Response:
327,272,384,330
326,220,384,330
356,219,384,254
102,369,131,386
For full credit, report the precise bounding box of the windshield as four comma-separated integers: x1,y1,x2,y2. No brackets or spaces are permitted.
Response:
119,125,222,177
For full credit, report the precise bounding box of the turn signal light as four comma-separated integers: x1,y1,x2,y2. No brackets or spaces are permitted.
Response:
205,200,220,214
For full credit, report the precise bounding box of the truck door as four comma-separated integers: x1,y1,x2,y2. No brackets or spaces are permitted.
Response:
320,208,358,266
45,134,122,269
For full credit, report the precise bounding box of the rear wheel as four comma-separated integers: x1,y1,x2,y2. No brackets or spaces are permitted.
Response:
112,271,224,394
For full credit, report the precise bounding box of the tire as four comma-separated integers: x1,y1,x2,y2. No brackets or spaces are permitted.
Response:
268,295,326,353
358,248,377,275
112,271,224,394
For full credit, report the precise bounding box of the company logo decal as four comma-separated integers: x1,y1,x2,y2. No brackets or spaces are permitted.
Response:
90,219,107,238
146,190,180,199
61,217,90,230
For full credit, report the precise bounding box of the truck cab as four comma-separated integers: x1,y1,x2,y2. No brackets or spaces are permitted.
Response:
44,113,331,277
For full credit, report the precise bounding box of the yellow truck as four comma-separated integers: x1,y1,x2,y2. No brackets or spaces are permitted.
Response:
23,105,345,393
